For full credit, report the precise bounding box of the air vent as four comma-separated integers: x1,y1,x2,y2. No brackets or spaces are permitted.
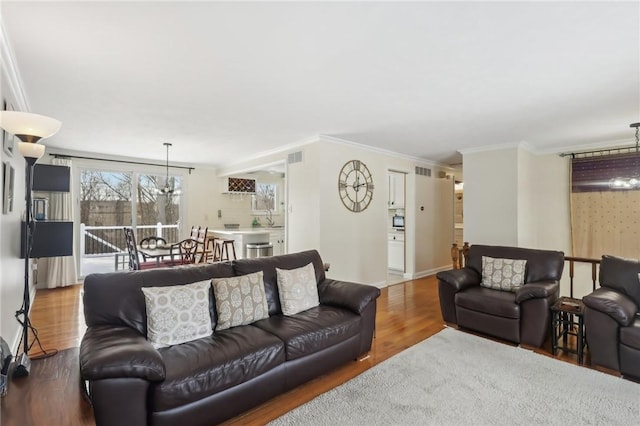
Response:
415,166,431,177
288,151,303,164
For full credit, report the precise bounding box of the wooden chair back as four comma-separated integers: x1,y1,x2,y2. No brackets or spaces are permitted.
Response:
173,238,199,264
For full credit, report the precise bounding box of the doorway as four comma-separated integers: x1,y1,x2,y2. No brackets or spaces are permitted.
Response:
387,170,406,284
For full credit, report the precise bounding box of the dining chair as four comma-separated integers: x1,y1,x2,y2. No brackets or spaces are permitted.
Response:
122,227,157,271
189,226,200,239
196,227,210,263
171,238,199,265
138,236,168,261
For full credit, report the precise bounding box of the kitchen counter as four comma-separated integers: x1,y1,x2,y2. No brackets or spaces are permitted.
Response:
209,228,273,235
207,229,274,259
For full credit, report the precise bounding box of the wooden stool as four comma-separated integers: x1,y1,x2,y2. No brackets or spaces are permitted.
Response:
214,239,237,261
202,237,216,263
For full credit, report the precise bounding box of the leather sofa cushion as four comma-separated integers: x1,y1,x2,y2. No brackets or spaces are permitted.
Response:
455,287,520,319
252,305,361,361
620,317,640,350
153,325,284,411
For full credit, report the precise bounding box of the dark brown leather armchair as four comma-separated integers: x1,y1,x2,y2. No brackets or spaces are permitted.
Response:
437,245,564,347
583,255,640,379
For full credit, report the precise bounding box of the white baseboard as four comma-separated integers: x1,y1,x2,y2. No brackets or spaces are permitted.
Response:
371,280,388,289
403,265,451,280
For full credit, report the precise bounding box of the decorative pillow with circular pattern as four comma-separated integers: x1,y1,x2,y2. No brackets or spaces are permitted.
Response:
141,280,212,348
276,262,319,316
211,271,269,331
480,256,527,292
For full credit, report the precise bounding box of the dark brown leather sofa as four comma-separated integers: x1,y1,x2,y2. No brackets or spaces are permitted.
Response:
583,255,640,379
79,250,380,426
437,245,564,347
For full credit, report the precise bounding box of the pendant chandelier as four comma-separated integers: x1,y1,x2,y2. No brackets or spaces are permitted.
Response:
609,122,640,189
156,142,181,195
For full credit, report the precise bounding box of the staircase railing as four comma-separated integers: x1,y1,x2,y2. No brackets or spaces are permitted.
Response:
564,256,601,298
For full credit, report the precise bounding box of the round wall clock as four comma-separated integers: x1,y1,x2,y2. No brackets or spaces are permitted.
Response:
338,160,374,212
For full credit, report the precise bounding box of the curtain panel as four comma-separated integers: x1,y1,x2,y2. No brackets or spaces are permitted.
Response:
571,154,640,259
40,158,78,288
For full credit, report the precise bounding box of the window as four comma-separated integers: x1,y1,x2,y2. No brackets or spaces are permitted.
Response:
252,183,277,214
79,168,183,276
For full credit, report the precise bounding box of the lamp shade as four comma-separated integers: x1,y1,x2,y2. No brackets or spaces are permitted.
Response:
18,142,45,160
0,111,61,142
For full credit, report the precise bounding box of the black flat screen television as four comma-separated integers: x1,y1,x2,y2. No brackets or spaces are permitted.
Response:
33,164,70,192
21,221,73,258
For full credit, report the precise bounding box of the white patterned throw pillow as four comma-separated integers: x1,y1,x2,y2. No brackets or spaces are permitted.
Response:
276,262,319,316
211,271,269,331
481,256,527,292
141,280,212,348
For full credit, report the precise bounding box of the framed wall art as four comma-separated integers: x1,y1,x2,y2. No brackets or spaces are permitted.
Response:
2,100,15,157
3,161,14,214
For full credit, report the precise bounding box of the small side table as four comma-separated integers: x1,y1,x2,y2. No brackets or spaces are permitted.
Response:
550,297,586,364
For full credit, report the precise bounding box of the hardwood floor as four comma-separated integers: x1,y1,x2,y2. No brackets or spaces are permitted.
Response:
1,276,595,426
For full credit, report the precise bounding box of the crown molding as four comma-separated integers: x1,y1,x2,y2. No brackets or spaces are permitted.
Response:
223,133,452,172
458,140,537,156
0,19,29,111
317,134,449,168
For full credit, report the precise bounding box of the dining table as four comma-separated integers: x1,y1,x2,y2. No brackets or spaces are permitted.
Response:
138,244,176,266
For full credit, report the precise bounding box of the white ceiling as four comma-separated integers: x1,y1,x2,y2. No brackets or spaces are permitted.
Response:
2,1,639,167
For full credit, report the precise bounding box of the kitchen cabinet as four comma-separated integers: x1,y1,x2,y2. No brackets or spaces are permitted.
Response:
388,232,405,271
208,229,271,259
270,229,285,256
388,172,405,209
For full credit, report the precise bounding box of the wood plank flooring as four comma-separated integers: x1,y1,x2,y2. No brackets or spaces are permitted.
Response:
1,276,595,426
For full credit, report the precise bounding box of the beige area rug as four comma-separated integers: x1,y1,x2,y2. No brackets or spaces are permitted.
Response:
270,328,639,425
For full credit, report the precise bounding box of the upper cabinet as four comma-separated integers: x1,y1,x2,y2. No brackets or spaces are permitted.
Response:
387,172,405,209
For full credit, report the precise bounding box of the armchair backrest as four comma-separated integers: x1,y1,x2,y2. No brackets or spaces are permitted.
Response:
599,255,640,307
466,245,565,283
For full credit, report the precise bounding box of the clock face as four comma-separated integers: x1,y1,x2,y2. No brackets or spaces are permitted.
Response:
338,160,374,212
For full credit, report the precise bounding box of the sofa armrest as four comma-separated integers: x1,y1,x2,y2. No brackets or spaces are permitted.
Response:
583,288,638,326
515,280,559,303
80,325,166,382
318,279,381,314
436,268,480,292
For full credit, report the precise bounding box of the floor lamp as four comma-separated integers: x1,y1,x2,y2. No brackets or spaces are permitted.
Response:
0,111,61,377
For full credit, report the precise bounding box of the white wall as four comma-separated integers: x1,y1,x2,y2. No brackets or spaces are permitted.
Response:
220,136,454,286
463,147,519,245
414,173,455,274
462,145,573,286
1,46,32,352
531,154,572,252
517,147,537,247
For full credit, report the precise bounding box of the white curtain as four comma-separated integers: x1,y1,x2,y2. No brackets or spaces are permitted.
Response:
42,158,78,288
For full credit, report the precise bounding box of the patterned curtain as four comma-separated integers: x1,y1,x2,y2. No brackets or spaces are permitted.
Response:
571,153,640,259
